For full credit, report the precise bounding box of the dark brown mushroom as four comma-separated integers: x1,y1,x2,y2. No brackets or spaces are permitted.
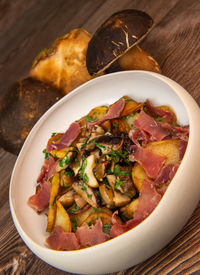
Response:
0,78,62,154
86,9,153,75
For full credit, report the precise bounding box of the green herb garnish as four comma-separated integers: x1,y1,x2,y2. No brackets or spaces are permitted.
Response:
68,204,80,214
115,179,124,190
42,149,51,160
85,115,93,122
102,223,111,234
95,142,106,151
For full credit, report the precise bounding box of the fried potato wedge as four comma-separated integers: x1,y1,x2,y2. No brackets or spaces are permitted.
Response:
132,163,148,191
46,172,60,232
146,139,180,165
70,207,94,227
132,139,181,191
30,29,93,95
83,212,112,226
157,105,177,124
120,96,143,117
54,200,72,232
121,198,139,218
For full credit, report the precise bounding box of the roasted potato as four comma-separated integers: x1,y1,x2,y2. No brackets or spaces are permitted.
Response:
46,172,60,232
54,200,72,232
132,139,181,190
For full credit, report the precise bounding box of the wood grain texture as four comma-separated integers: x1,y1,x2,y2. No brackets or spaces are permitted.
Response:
0,0,199,274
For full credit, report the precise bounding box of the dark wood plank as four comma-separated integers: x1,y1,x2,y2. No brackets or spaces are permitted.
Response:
141,0,200,102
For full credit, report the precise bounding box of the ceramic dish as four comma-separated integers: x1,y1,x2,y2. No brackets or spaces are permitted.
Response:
9,71,200,274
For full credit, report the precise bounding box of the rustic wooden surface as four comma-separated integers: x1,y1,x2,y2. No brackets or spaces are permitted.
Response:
0,0,200,274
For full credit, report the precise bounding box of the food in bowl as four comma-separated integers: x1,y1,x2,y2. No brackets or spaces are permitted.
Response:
28,95,189,251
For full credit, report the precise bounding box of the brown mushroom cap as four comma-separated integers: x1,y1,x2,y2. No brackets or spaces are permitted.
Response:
86,9,153,75
0,78,62,154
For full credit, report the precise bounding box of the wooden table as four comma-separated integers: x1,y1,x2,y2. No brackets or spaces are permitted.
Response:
0,0,199,274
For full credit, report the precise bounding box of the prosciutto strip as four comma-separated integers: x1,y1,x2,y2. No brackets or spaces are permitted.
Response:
47,122,80,151
145,99,173,122
46,226,80,250
75,219,110,247
110,212,142,238
154,164,178,187
134,179,162,220
134,111,169,141
129,128,149,147
179,140,188,160
130,147,166,179
89,98,125,127
28,180,51,212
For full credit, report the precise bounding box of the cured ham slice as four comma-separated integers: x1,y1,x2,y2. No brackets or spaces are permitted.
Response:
134,111,169,141
28,180,51,212
89,98,125,127
110,212,142,237
154,164,178,187
130,147,166,179
179,140,188,160
129,128,149,147
134,179,161,220
75,219,110,247
145,99,173,122
46,226,80,250
48,122,80,151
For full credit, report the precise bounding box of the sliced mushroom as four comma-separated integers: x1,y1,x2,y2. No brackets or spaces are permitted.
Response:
86,9,153,75
56,151,76,172
84,155,99,188
74,194,87,209
116,166,137,197
70,206,94,226
83,212,112,226
95,135,123,154
72,181,98,208
58,189,75,207
113,191,131,207
106,174,116,189
99,183,114,207
93,160,109,181
71,151,83,176
60,169,74,188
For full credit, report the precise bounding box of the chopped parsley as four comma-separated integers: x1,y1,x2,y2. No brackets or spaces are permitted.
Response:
42,149,51,160
68,204,80,214
80,181,87,191
114,165,130,177
59,153,70,167
85,115,93,122
95,142,106,151
115,179,124,190
83,173,89,183
102,223,111,234
79,156,87,179
123,96,132,102
70,217,78,232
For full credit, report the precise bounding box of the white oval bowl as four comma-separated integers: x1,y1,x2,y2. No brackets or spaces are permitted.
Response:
9,71,200,274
